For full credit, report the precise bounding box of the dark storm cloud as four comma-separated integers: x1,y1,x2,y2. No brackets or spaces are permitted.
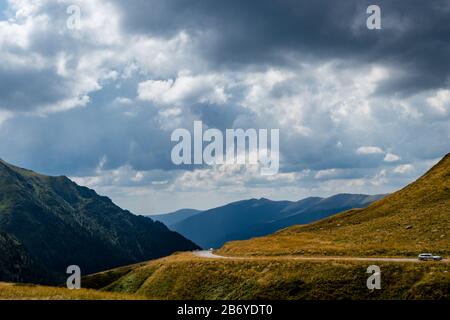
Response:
115,0,450,94
0,94,174,176
0,66,70,111
1,0,449,213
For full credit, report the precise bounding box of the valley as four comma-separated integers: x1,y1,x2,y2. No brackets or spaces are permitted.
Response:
153,194,386,249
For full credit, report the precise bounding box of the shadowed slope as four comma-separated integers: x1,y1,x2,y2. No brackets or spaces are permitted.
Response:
0,159,199,284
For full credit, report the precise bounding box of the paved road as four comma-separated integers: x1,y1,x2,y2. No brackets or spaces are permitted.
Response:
193,250,232,259
192,250,449,263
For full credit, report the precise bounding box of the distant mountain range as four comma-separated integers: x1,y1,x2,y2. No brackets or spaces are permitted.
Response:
151,209,201,226
0,159,199,284
149,193,386,249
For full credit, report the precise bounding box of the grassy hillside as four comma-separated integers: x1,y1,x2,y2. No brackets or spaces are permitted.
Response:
219,153,450,257
0,159,199,284
0,282,143,300
82,253,450,300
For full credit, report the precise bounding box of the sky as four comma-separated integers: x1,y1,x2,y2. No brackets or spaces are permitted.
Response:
0,0,449,214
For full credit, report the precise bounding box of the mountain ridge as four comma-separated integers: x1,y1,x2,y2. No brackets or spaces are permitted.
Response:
148,208,202,226
0,159,199,284
165,193,386,248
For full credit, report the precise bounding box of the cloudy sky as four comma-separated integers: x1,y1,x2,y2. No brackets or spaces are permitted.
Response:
0,0,449,214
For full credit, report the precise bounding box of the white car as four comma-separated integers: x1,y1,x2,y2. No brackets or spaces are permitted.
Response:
418,253,442,261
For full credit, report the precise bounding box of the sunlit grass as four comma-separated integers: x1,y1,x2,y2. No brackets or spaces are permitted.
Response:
83,253,450,300
0,282,144,300
218,154,450,257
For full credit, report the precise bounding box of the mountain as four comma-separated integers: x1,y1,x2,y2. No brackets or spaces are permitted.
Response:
0,159,199,284
220,153,450,257
149,209,202,227
172,198,291,248
258,193,386,234
0,232,48,283
170,194,385,248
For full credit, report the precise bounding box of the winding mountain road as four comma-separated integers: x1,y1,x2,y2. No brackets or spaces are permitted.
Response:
192,250,449,263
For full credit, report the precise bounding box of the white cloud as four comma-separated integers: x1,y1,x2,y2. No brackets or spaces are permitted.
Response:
427,89,450,115
128,31,201,77
0,0,202,117
356,146,384,155
138,79,174,103
71,157,175,189
315,169,338,179
370,169,388,186
0,0,121,115
0,110,13,127
384,153,401,162
393,164,414,174
114,97,133,105
137,71,228,106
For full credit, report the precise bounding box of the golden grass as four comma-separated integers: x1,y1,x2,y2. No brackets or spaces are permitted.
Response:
82,253,450,300
0,282,144,300
218,154,450,257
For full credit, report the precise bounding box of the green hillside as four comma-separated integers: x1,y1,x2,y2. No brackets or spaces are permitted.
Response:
0,232,49,283
0,159,199,284
219,153,450,257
